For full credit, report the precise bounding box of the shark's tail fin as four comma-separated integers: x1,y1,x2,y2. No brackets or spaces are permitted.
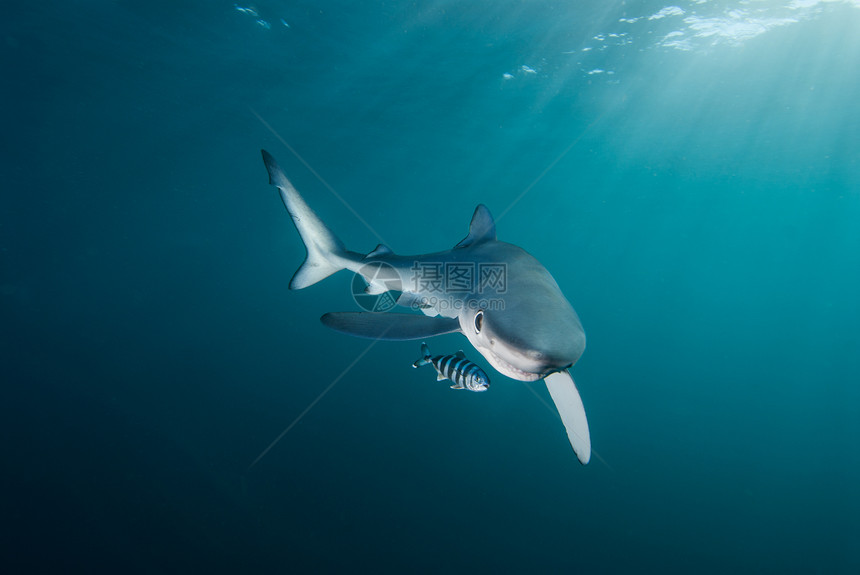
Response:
261,150,347,289
412,342,432,368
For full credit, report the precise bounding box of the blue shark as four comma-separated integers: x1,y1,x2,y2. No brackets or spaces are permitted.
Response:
261,150,591,464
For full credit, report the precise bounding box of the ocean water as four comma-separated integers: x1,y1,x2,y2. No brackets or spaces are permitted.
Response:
2,1,859,572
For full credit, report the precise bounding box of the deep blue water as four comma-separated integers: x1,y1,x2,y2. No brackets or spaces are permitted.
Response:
2,1,859,573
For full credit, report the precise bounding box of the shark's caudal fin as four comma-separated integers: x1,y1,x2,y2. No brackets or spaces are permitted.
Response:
261,150,347,289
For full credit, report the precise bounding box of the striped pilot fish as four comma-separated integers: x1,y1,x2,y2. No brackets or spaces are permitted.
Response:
412,342,490,392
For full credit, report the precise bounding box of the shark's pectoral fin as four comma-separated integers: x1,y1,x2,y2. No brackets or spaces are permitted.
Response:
321,312,461,341
544,370,591,465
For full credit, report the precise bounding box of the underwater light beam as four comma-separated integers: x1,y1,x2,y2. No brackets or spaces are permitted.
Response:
495,113,605,224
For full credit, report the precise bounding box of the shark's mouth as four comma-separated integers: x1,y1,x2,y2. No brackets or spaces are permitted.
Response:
484,348,542,382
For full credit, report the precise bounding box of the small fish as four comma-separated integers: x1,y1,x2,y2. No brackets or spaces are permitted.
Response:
413,342,489,392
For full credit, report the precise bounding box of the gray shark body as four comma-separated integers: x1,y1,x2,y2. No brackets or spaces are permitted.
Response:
262,150,591,464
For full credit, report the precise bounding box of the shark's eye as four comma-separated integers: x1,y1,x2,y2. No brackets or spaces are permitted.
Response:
474,310,483,334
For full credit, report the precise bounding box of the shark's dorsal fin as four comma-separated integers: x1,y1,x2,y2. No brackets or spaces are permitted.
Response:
455,204,496,249
365,244,393,259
